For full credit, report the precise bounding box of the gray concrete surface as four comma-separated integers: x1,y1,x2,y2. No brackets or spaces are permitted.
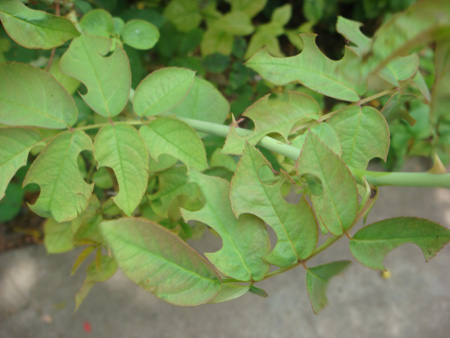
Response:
1,160,449,338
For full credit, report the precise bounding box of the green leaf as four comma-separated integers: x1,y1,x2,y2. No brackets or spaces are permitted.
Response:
94,124,148,216
133,67,195,117
163,0,202,32
0,128,43,200
306,261,351,314
44,218,74,253
297,132,359,235
210,11,254,36
60,35,131,118
75,255,117,311
100,217,221,306
149,166,200,218
367,0,450,73
140,118,208,171
73,195,103,244
230,0,267,18
23,131,94,223
350,217,450,270
291,123,342,157
122,19,159,50
271,4,291,27
200,28,234,56
246,34,367,102
182,171,271,281
336,16,370,57
79,9,114,38
223,92,319,155
168,77,229,125
208,283,249,304
245,31,283,59
378,54,419,87
48,58,80,96
327,106,390,169
231,144,318,267
303,0,324,23
430,37,450,122
0,0,79,49
413,71,431,103
0,63,78,128
0,183,23,222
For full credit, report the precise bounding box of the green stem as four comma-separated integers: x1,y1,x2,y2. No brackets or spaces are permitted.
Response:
65,117,450,189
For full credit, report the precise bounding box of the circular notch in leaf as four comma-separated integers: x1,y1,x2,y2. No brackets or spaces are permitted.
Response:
133,67,195,116
350,217,450,270
122,19,159,50
0,63,78,129
100,218,222,306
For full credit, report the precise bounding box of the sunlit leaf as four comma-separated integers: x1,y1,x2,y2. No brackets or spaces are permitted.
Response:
306,261,351,314
48,58,80,95
94,124,148,216
223,92,319,154
140,118,208,171
122,19,159,50
100,217,221,306
0,63,78,128
230,0,267,18
350,217,450,270
231,144,318,267
209,11,254,36
200,28,234,56
0,0,79,49
246,34,367,102
327,106,389,168
297,132,359,235
133,67,195,116
0,128,43,199
44,218,74,253
182,171,271,281
163,0,201,32
23,131,94,223
60,34,131,118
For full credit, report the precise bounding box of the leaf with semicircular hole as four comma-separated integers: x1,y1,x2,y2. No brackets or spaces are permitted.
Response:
100,217,222,306
133,67,195,117
246,34,366,102
297,132,359,235
139,118,208,171
0,128,43,200
0,0,79,49
94,124,148,216
350,217,450,270
306,260,351,314
168,77,229,125
181,171,271,281
327,106,389,169
23,131,94,223
60,34,131,118
0,63,78,129
231,144,318,267
223,91,320,155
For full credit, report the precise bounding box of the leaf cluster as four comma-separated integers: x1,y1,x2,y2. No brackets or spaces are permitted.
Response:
0,0,449,314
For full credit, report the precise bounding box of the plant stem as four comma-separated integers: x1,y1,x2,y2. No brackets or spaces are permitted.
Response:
66,117,450,189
